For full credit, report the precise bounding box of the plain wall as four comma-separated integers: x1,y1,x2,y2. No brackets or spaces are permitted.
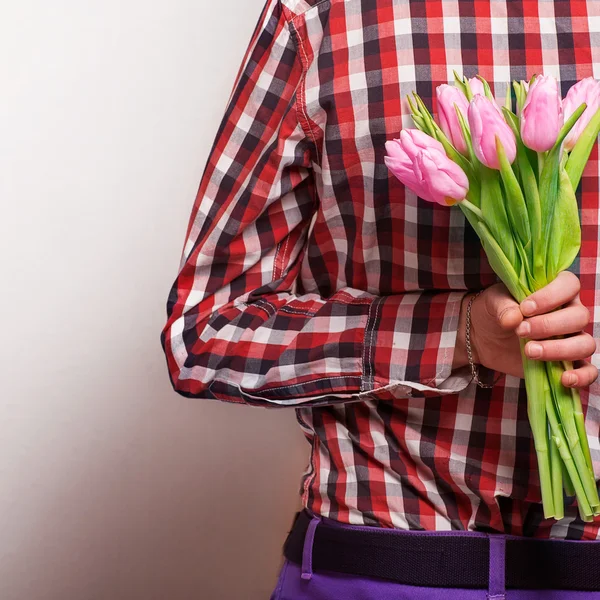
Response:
0,1,308,598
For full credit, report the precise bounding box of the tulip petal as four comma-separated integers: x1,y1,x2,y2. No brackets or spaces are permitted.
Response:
385,130,469,206
521,75,563,152
468,95,516,169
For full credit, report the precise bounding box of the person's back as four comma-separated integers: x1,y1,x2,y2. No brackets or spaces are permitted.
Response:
161,0,600,596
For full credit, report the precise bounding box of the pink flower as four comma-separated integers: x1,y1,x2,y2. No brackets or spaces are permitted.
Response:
468,95,517,169
437,84,470,155
521,75,563,152
385,129,469,206
467,76,503,114
563,77,600,151
468,77,486,97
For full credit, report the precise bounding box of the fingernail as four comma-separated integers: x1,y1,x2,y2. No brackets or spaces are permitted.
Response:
516,322,531,337
527,342,543,359
566,374,578,387
521,300,537,316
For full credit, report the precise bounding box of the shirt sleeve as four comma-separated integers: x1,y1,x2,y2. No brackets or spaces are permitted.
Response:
160,0,473,407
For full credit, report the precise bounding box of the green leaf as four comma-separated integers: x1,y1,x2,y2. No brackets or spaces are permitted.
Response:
463,77,474,102
512,81,528,116
566,105,600,190
453,71,468,96
500,110,542,242
502,106,520,134
513,230,536,291
539,146,563,266
410,114,429,133
546,168,581,280
411,93,437,137
504,83,513,111
516,144,544,286
480,167,518,269
496,136,531,250
406,94,417,115
554,103,587,150
475,221,529,301
455,104,479,167
476,75,495,102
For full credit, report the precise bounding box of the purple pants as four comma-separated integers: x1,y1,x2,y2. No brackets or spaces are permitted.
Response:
270,515,600,600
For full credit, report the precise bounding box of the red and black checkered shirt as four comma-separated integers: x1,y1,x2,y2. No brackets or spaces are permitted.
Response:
161,0,600,538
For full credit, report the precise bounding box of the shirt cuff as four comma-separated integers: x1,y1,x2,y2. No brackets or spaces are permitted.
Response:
361,291,472,398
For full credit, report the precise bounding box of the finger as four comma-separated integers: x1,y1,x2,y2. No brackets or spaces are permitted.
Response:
562,361,599,388
524,334,597,362
520,271,581,317
485,285,523,330
515,304,591,339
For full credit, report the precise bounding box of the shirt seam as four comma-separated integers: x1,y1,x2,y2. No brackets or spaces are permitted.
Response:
253,375,362,395
286,17,321,165
288,0,331,22
361,297,379,392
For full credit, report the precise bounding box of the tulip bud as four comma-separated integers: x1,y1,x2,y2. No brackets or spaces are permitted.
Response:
563,77,600,151
467,76,504,115
385,129,469,206
521,75,563,152
468,77,486,97
468,95,517,169
436,84,470,155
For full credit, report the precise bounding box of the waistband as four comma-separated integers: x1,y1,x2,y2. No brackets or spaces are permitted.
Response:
283,510,600,593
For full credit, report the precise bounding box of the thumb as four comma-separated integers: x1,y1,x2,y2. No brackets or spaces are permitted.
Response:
484,284,523,331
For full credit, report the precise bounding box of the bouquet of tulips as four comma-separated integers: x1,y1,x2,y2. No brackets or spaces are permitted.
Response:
385,74,600,520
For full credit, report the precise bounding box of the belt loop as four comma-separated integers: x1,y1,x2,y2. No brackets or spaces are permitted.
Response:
488,534,506,600
301,515,321,581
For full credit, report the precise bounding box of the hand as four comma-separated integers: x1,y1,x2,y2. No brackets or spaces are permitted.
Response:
454,284,525,379
453,272,598,388
516,272,597,388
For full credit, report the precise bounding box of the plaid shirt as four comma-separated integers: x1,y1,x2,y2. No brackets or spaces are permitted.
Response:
161,0,600,538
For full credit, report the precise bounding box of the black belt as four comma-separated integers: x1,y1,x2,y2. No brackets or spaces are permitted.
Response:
283,510,600,591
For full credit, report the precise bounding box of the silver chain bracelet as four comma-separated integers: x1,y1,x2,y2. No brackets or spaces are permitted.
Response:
465,291,500,389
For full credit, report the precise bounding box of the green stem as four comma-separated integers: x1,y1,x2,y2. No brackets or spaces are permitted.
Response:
562,361,595,479
579,504,594,523
550,433,565,520
545,362,600,511
562,459,576,497
460,199,483,220
521,341,555,518
545,391,593,518
538,152,546,180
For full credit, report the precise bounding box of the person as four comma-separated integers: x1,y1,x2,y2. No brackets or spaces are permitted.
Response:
160,0,600,597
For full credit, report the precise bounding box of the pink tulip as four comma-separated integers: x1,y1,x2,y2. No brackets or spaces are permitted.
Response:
468,77,486,97
521,75,563,152
563,77,600,151
385,129,469,206
467,76,504,114
437,84,470,155
468,95,517,169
